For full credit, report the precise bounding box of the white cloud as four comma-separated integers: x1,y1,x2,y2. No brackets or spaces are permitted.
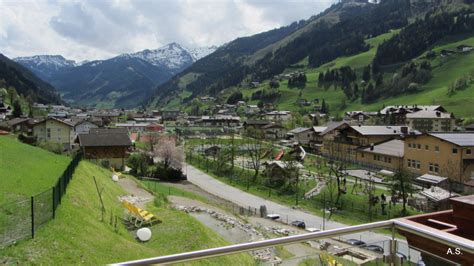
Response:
0,0,333,62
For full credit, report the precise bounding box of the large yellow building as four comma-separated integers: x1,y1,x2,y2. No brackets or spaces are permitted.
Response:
404,132,474,184
32,117,75,150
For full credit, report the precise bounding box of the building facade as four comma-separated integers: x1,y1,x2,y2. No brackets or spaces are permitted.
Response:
32,118,75,149
404,132,474,184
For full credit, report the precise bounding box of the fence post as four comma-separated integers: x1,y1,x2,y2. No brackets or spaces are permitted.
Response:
52,186,56,219
31,196,35,239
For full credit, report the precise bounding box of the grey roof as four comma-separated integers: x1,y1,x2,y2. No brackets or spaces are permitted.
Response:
312,126,327,133
78,132,132,147
288,127,311,134
1,117,29,126
416,174,447,185
359,139,404,157
90,127,129,134
428,132,474,147
351,125,415,136
406,110,453,119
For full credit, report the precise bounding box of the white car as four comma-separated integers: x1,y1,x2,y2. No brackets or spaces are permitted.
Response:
305,227,320,233
265,214,280,220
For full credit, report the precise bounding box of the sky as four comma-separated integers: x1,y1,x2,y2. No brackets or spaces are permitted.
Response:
0,0,334,62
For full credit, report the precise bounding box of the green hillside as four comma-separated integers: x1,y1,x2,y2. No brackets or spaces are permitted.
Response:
0,136,71,204
1,160,254,265
177,31,474,119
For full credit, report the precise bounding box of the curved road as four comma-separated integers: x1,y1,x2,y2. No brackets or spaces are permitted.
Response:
185,164,419,260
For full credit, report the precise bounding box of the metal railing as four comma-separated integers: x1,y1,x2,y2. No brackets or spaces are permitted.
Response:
112,218,474,265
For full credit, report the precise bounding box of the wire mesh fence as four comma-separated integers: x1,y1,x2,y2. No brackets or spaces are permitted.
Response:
0,152,82,247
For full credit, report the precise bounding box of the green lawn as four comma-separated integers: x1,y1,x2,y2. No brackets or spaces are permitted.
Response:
1,161,255,265
0,136,71,205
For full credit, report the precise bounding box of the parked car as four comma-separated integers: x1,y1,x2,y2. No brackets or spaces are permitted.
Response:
290,220,306,229
266,214,280,220
364,245,384,253
305,227,320,233
346,239,366,246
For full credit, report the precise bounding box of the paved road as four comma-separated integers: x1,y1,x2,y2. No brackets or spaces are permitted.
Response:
185,164,420,261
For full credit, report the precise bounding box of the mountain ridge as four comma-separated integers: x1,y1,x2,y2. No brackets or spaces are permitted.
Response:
14,43,217,108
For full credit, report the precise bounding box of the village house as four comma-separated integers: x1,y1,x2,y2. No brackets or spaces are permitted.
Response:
0,100,10,120
320,122,418,161
262,123,286,140
161,110,182,121
73,120,99,136
115,122,152,133
378,105,447,125
196,115,240,127
242,120,271,131
78,130,132,169
403,132,474,185
405,110,456,132
245,105,260,115
344,111,375,124
356,139,405,171
90,111,121,125
309,126,327,154
32,117,75,150
263,160,304,187
264,111,292,121
307,113,326,125
0,117,31,133
287,127,313,145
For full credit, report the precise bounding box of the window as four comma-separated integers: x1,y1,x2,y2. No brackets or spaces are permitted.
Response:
435,146,439,152
407,159,412,168
452,148,458,154
429,163,433,172
47,128,51,138
467,149,472,155
388,157,392,163
361,153,364,158
425,145,429,150
416,161,421,169
408,143,412,148
417,144,421,149
374,155,377,161
434,164,439,173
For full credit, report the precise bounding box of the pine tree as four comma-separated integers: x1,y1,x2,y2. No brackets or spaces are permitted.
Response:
12,100,22,118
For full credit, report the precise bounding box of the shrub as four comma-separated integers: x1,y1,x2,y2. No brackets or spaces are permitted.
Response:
152,163,186,182
37,141,64,154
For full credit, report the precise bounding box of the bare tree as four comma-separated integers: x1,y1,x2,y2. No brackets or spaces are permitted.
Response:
389,163,414,215
148,132,160,151
154,138,184,170
244,128,266,182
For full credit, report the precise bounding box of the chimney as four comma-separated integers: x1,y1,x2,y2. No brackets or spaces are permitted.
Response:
370,143,374,151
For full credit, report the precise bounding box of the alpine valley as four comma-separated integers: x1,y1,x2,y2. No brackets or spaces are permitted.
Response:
14,43,217,108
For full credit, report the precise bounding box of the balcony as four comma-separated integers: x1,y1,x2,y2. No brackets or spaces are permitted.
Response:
114,195,474,266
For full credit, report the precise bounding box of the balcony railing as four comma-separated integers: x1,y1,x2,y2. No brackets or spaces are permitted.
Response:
112,218,474,265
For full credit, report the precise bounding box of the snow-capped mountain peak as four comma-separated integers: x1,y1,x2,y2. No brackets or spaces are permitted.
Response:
119,42,217,73
14,55,77,69
186,45,218,61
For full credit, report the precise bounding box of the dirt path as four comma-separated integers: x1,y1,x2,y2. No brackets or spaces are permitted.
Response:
116,177,153,208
